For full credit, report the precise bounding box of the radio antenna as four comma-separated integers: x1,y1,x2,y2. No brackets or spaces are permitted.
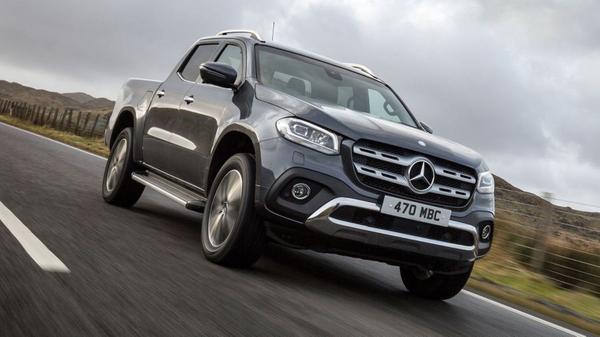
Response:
271,22,275,41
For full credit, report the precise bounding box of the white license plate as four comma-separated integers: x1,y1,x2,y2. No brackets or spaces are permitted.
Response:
380,196,451,227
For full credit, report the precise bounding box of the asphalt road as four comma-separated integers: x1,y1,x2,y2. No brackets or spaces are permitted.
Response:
0,122,591,337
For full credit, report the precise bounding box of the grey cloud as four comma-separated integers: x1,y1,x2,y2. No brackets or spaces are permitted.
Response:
1,0,598,206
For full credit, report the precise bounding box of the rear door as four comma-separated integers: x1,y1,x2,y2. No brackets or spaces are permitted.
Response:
171,42,246,188
142,43,219,175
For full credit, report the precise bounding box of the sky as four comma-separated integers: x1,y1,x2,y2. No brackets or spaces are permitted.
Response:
1,0,599,210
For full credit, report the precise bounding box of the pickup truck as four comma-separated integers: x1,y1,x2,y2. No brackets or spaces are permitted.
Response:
103,30,495,300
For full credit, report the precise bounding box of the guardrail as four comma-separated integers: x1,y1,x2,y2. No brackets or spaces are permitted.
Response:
0,98,109,138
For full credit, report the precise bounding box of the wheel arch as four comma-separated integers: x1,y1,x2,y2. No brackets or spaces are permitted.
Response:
108,108,136,149
206,124,261,192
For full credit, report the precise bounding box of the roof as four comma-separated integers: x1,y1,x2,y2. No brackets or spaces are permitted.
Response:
196,30,382,81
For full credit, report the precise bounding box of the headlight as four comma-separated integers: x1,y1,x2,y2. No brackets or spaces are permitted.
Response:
477,171,494,194
276,118,340,155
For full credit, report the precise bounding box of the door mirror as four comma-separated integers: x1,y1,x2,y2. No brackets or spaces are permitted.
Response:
199,62,237,89
420,121,433,134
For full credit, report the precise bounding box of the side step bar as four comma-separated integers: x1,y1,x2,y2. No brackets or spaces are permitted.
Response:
131,172,206,212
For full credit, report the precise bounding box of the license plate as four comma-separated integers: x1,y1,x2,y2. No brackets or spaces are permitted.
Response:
380,196,451,227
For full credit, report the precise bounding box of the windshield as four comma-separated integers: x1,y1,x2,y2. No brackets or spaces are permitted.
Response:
256,46,417,128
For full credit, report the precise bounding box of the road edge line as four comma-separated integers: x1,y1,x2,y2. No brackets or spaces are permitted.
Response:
463,290,585,337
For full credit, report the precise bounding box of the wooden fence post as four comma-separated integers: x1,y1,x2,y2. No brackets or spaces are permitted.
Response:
81,112,90,136
89,114,100,137
74,110,82,134
36,106,42,124
40,107,47,125
22,102,27,119
24,103,31,120
33,105,40,124
44,107,52,125
58,108,67,130
28,104,33,121
532,192,554,272
51,108,59,128
66,109,73,131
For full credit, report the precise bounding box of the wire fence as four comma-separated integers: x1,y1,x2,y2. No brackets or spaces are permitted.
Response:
0,98,109,138
493,187,600,297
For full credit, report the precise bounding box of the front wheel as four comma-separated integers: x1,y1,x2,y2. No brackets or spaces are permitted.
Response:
400,264,473,300
201,153,265,268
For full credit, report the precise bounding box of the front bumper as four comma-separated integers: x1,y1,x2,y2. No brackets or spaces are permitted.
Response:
306,197,481,262
257,137,494,268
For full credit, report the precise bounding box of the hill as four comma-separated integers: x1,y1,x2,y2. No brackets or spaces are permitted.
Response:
62,92,96,104
0,80,114,115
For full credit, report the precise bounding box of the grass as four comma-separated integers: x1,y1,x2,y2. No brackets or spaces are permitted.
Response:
0,114,108,157
469,217,600,335
1,113,599,334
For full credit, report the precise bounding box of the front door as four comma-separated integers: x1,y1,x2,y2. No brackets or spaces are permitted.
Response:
169,43,245,188
142,43,219,176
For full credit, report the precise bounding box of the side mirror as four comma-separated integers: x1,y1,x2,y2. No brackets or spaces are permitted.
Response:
420,121,433,134
199,62,237,89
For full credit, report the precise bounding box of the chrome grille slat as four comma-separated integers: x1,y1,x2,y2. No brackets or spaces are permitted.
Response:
353,146,476,184
354,163,409,186
354,146,413,166
352,143,476,206
353,163,471,200
434,167,476,184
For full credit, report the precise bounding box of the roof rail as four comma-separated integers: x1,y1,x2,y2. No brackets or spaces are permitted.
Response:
216,29,264,41
344,63,377,77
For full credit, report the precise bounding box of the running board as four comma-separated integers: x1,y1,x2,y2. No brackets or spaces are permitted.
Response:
131,172,206,212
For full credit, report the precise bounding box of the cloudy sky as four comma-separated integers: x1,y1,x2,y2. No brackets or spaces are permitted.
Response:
1,0,599,210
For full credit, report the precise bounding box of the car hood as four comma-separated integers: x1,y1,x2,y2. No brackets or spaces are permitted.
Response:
255,84,484,170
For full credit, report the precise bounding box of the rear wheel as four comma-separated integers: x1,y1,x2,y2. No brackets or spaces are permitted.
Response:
400,264,473,300
102,127,144,207
201,153,265,268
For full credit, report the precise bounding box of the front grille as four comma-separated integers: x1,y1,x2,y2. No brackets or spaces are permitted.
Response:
351,140,477,208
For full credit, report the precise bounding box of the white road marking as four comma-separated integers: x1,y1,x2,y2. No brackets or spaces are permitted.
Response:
0,202,70,273
463,290,585,337
0,121,107,160
0,121,589,335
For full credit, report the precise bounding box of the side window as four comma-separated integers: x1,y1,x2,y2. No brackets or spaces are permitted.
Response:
368,89,400,122
180,44,218,82
216,44,243,81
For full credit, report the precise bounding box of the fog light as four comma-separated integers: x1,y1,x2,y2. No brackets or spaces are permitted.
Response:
481,224,491,240
291,183,311,200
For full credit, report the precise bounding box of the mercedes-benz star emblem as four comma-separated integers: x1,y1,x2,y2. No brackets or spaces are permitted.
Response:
406,159,435,193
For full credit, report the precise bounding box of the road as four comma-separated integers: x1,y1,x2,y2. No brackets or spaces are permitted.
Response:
0,122,590,337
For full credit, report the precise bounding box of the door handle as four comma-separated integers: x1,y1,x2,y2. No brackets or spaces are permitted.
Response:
183,95,194,104
157,90,165,98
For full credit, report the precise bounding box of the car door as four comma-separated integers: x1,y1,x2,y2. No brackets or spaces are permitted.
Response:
170,42,245,188
142,43,219,176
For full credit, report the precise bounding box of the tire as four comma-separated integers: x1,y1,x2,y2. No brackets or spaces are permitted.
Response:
201,153,265,268
102,127,144,207
400,264,473,300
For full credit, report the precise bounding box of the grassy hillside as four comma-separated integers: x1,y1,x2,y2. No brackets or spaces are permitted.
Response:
0,80,114,116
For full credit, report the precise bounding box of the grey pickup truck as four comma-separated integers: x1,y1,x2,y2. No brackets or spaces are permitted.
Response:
102,30,495,300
